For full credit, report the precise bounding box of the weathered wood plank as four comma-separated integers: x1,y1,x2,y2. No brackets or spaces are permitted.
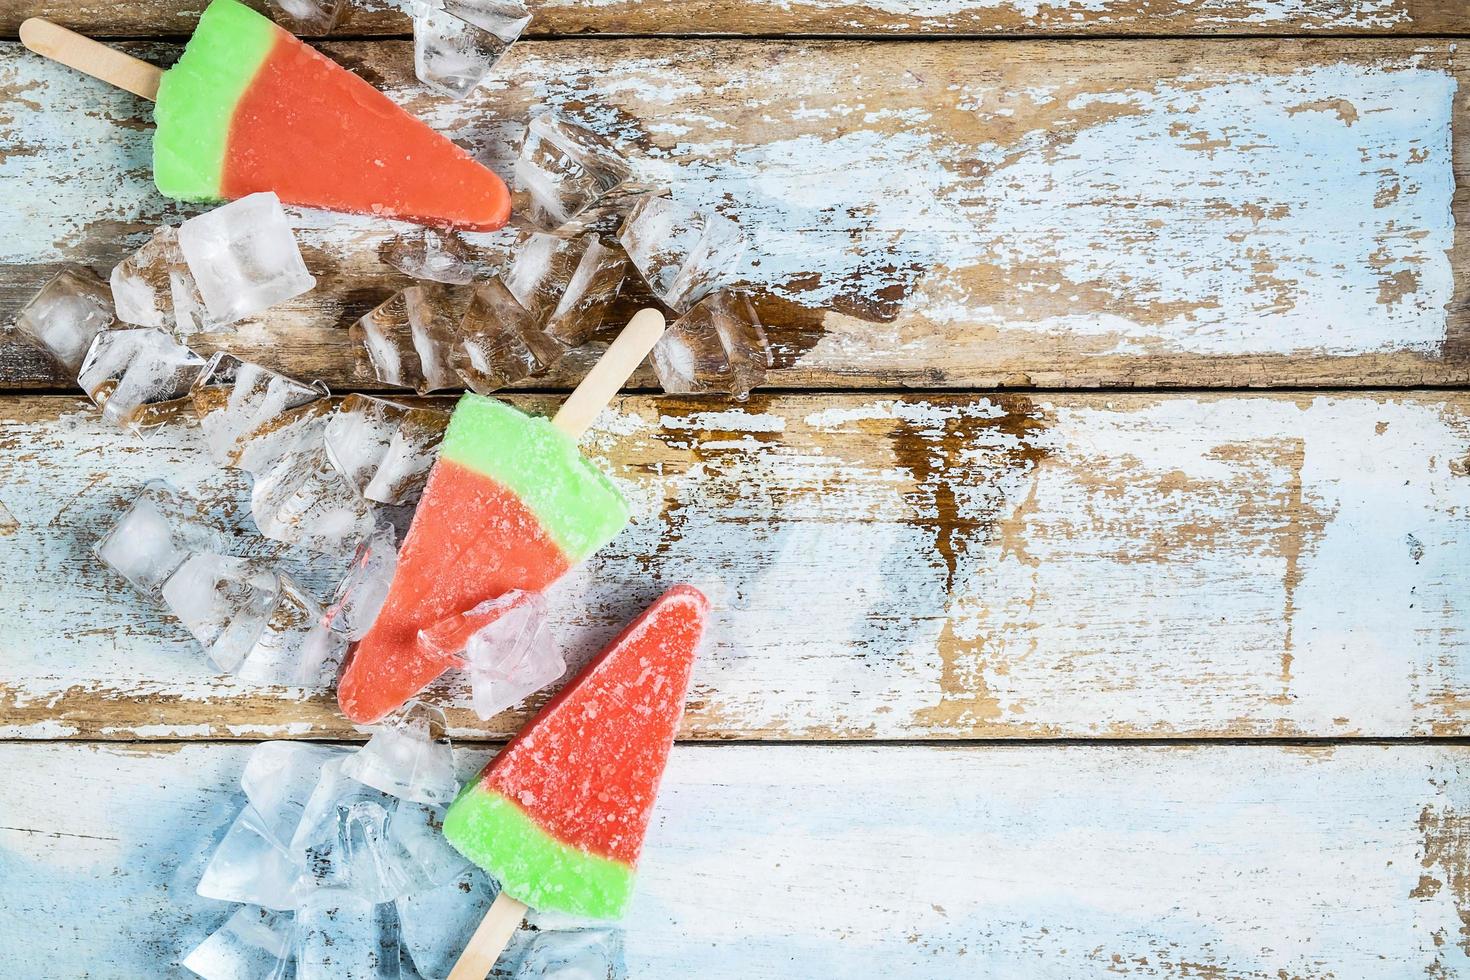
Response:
3,38,1464,390
2,391,1467,740
2,0,1467,38
2,742,1467,978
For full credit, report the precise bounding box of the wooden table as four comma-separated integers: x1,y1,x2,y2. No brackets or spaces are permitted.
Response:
2,0,1469,975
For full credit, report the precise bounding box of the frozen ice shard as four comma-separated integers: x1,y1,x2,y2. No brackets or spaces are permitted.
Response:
197,804,303,910
452,276,563,393
110,225,211,335
619,193,744,311
176,192,316,326
323,394,450,506
93,480,230,598
651,289,772,401
181,906,292,980
340,701,459,805
412,0,529,101
11,266,118,374
505,232,628,349
191,353,331,472
77,328,206,431
516,113,632,230
350,285,461,393
382,227,478,285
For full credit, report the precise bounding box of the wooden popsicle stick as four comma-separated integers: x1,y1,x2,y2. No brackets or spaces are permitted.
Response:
447,891,529,980
551,307,666,439
19,18,163,101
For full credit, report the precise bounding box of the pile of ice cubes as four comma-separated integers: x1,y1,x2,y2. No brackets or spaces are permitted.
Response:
182,708,624,980
350,114,772,401
5,193,317,433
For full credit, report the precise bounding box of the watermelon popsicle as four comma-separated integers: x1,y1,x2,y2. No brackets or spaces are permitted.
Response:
337,309,667,724
19,2,510,230
443,585,710,977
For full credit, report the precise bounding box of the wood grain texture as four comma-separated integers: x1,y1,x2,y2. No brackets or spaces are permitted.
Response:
2,741,1468,978
2,391,1467,741
2,38,1465,390
2,0,1468,38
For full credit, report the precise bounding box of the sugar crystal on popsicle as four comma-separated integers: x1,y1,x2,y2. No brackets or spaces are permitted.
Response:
441,585,709,919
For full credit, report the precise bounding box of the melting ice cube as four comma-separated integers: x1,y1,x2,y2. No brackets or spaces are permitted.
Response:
93,480,229,597
383,227,479,285
651,289,772,401
11,266,117,374
268,0,350,35
341,701,459,805
412,0,529,100
505,232,629,349
191,352,331,472
76,328,205,432
350,285,461,393
176,192,316,326
323,394,449,506
619,193,744,311
251,438,376,557
197,804,304,911
422,590,563,720
323,523,399,642
397,865,497,979
242,741,351,846
453,276,563,393
516,113,632,230
110,225,211,334
294,887,400,980
181,905,292,980
511,926,626,979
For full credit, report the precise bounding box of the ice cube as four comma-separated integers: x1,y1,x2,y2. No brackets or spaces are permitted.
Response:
512,927,625,979
76,328,206,431
176,192,316,325
181,906,292,980
251,440,376,556
383,227,478,285
453,277,563,393
651,289,772,401
299,800,420,902
505,233,628,349
516,114,633,230
291,757,400,862
350,286,460,393
422,591,563,720
161,553,279,671
397,865,498,979
294,888,400,980
324,394,449,506
619,193,744,311
269,0,350,35
324,524,399,641
197,805,303,910
192,353,331,471
109,225,211,334
242,741,350,846
341,701,459,805
388,800,472,889
10,266,117,374
235,574,347,687
412,0,529,100
93,480,229,597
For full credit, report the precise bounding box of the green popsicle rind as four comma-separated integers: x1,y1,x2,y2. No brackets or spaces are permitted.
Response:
438,393,629,561
442,786,636,919
153,0,278,199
